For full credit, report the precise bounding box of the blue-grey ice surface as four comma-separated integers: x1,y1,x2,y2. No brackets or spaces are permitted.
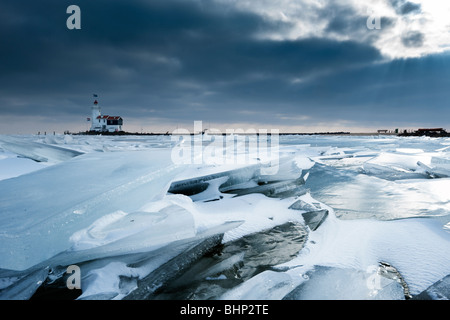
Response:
0,134,449,300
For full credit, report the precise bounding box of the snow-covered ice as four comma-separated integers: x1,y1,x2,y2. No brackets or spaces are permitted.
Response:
0,134,449,300
0,146,184,271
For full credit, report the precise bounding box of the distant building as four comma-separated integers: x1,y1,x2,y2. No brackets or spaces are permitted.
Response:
416,128,446,134
377,130,388,133
89,99,123,132
397,127,449,137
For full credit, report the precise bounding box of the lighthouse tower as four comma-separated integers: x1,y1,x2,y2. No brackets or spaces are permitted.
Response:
90,99,101,131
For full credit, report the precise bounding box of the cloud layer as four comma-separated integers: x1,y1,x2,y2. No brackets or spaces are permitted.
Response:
0,0,449,133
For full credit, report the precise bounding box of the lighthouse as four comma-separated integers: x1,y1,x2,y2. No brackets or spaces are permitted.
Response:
89,97,123,133
90,100,101,131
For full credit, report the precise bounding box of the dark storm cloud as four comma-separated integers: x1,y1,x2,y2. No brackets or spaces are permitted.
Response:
401,31,425,48
287,53,450,124
324,6,366,35
0,0,377,115
390,0,422,15
0,0,288,116
179,37,381,83
400,2,421,15
195,52,450,127
325,10,396,42
0,0,449,132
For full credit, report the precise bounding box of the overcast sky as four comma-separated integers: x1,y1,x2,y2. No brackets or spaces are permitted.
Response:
1,0,450,134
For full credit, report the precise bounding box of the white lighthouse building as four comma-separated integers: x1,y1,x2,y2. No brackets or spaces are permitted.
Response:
89,99,123,132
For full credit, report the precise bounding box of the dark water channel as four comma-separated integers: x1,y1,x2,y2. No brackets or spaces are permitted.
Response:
149,222,308,300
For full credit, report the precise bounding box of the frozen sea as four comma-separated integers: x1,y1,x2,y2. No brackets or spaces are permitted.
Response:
0,133,449,300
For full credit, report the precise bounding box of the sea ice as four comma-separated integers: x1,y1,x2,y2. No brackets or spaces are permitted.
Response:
219,270,296,300
1,134,449,300
0,154,48,181
278,209,450,296
282,266,405,300
0,135,83,163
0,149,185,271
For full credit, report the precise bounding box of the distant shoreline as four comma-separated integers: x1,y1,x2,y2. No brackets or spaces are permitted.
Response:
74,130,373,136
24,130,447,138
69,130,450,137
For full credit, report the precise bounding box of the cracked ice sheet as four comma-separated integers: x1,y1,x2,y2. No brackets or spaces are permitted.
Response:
0,151,49,181
259,208,450,298
316,174,450,220
0,148,185,271
0,135,83,163
74,191,317,300
221,213,450,299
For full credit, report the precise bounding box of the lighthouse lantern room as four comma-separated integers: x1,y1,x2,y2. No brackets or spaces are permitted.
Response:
89,99,123,133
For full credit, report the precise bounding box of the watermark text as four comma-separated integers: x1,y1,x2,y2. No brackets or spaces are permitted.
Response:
171,121,280,174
